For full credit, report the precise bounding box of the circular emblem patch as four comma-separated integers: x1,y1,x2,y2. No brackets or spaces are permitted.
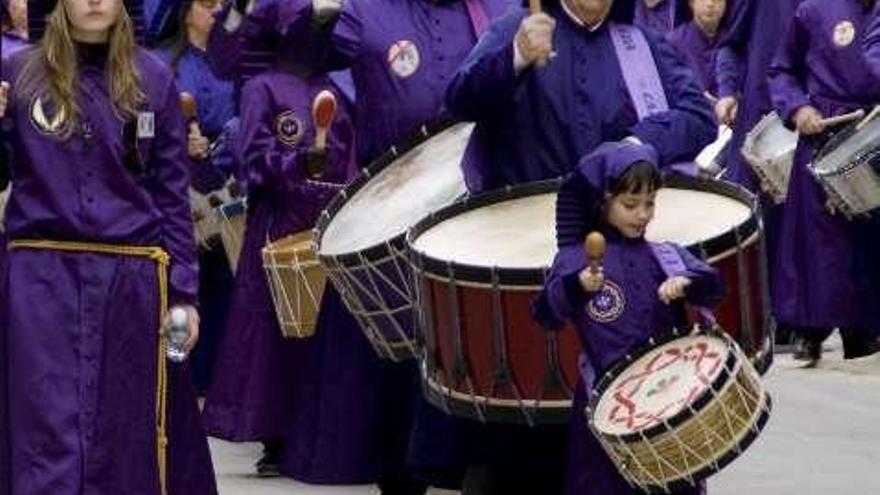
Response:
587,280,626,323
274,110,304,147
387,40,420,78
832,20,855,47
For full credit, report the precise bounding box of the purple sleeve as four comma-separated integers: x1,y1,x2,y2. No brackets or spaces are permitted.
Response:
153,75,200,306
864,5,880,80
630,32,716,166
206,4,245,81
445,9,526,121
673,245,724,308
235,79,309,190
715,46,743,98
768,6,811,127
532,245,587,331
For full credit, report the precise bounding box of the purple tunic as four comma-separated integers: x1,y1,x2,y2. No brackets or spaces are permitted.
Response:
201,70,359,445
767,0,880,330
1,33,28,59
1,45,216,494
633,0,688,34
534,146,722,495
666,21,719,95
865,4,880,78
312,0,515,163
446,6,715,193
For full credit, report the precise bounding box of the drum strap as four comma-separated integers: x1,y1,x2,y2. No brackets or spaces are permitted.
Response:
649,242,717,327
609,23,670,120
7,239,173,495
463,0,490,38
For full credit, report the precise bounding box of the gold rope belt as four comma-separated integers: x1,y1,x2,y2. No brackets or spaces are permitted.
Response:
8,239,172,495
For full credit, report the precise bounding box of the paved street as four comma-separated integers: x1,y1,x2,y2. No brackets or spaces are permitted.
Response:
213,336,880,494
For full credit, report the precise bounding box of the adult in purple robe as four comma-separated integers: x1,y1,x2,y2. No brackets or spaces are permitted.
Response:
533,143,723,495
767,0,880,362
666,0,727,96
633,0,689,33
864,3,880,77
201,68,362,473
446,0,715,194
0,35,216,495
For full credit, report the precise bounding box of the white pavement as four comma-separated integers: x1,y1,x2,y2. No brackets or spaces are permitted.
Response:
214,335,880,494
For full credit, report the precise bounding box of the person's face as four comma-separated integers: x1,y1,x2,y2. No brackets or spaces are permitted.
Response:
63,0,122,41
563,0,615,27
8,0,27,33
605,190,656,239
186,0,221,40
690,0,726,32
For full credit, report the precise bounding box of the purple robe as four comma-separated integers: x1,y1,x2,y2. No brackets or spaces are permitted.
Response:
302,0,515,164
446,6,715,193
666,21,720,95
1,33,28,59
862,3,880,78
633,0,688,34
1,45,215,495
767,0,880,330
202,70,359,448
534,146,722,495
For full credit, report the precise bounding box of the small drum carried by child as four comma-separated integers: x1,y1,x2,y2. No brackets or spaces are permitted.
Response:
587,330,771,493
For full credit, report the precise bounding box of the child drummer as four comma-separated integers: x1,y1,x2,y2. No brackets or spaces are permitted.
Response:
533,142,724,495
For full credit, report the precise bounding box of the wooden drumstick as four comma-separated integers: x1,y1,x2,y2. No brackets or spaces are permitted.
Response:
529,0,541,14
312,90,337,152
856,105,880,131
818,109,866,128
585,231,606,275
180,92,200,132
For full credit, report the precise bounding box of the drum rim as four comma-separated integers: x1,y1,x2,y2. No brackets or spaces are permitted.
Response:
406,174,760,288
313,118,468,265
587,329,740,443
635,394,772,493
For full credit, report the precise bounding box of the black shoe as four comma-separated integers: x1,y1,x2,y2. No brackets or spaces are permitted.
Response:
255,439,283,478
793,337,822,363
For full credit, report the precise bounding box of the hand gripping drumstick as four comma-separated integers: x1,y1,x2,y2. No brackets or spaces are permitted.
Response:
312,90,337,152
585,231,606,277
306,90,338,178
818,109,865,128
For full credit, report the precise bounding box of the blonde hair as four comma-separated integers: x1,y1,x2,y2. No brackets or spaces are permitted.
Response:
15,0,144,137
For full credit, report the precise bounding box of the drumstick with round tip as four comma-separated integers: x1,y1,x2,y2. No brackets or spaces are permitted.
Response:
306,90,338,178
180,91,198,129
818,109,866,128
585,231,606,276
856,105,880,131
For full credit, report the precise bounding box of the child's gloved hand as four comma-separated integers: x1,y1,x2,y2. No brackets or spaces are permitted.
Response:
658,276,691,304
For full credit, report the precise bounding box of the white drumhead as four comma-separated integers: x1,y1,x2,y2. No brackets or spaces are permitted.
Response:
412,185,752,269
411,192,557,268
593,335,730,436
645,188,752,246
319,123,472,256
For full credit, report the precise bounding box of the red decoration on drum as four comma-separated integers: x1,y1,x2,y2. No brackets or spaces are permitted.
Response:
604,339,724,432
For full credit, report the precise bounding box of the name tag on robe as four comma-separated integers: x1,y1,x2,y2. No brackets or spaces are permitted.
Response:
137,112,155,139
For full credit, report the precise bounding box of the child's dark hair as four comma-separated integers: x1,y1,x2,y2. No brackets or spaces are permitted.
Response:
608,162,662,197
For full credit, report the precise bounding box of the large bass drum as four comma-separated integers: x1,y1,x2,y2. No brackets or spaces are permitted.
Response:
408,176,773,424
314,122,472,360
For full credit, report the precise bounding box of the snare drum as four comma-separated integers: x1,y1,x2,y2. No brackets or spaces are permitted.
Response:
315,121,472,360
741,112,799,203
810,116,880,217
262,231,326,338
217,199,247,273
588,331,771,493
408,176,772,425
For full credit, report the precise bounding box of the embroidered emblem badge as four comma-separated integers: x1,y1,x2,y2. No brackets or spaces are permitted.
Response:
274,110,304,147
833,20,856,47
587,280,626,323
387,40,420,78
30,96,68,135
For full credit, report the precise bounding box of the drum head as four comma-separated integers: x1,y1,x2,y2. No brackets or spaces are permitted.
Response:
319,123,472,256
646,186,752,248
412,191,557,269
592,334,729,436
